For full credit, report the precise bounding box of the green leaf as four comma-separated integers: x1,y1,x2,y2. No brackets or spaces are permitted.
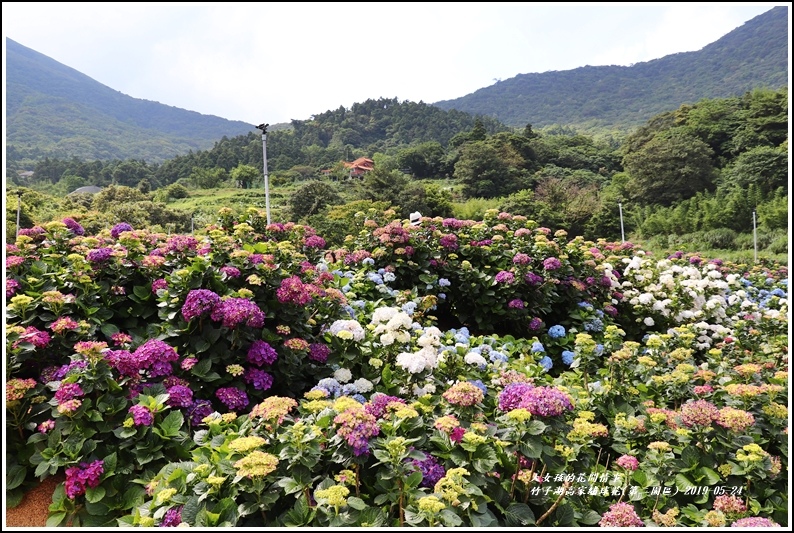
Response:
46,512,67,527
6,464,27,490
158,410,185,438
133,285,152,299
100,323,120,338
699,466,720,486
121,485,146,510
182,496,200,524
675,473,696,493
472,446,499,473
469,507,499,527
505,502,535,526
579,509,602,525
680,446,701,469
554,502,575,526
405,470,423,489
526,420,547,435
85,485,106,503
347,496,367,510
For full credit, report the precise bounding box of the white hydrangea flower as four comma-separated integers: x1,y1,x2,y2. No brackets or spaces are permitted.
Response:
464,352,487,367
353,378,373,393
333,368,352,383
396,352,427,374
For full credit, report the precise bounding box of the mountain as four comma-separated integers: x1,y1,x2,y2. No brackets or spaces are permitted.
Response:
6,38,255,164
433,6,789,131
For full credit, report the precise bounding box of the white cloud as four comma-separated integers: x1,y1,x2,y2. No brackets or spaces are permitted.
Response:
3,2,780,124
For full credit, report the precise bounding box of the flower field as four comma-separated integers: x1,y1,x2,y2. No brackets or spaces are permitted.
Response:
5,207,788,527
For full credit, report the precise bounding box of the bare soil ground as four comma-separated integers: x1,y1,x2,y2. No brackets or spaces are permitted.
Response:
5,476,61,528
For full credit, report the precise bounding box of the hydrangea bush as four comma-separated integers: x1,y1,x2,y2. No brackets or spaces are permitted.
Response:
5,208,788,527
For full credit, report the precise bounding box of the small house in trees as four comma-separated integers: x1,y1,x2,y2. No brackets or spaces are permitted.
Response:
343,157,374,178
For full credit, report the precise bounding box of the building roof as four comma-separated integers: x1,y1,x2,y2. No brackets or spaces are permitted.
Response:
68,186,103,195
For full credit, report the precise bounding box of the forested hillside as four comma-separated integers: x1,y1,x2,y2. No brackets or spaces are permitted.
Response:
434,6,788,131
8,89,788,262
5,38,254,166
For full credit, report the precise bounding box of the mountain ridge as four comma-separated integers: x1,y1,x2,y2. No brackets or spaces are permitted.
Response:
5,6,789,165
433,6,789,129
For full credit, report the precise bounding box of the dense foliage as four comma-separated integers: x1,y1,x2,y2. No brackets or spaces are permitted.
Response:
5,209,788,527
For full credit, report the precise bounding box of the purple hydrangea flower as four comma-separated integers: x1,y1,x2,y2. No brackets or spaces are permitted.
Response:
220,266,241,278
525,272,543,285
216,387,249,411
110,222,134,239
87,247,114,263
495,271,515,284
543,257,561,270
62,218,85,236
498,382,534,411
304,235,326,248
187,399,213,425
518,386,574,417
247,340,278,366
244,368,274,391
166,385,194,408
410,453,446,488
129,404,154,426
181,289,221,322
210,298,265,328
64,460,103,499
161,506,183,527
308,343,331,363
152,279,168,293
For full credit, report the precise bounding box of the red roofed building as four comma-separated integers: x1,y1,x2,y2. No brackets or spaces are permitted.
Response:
343,157,374,178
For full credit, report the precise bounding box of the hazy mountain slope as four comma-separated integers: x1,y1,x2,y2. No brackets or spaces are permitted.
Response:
6,38,255,163
433,6,789,130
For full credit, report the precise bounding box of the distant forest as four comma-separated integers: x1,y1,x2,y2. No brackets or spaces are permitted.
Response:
8,88,788,254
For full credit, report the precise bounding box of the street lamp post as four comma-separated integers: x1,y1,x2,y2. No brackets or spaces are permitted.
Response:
15,190,23,239
256,123,271,225
618,202,625,243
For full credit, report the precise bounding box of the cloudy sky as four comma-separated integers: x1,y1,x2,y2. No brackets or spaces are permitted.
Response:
3,2,785,125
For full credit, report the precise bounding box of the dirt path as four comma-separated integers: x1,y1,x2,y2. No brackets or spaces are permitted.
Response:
5,476,61,528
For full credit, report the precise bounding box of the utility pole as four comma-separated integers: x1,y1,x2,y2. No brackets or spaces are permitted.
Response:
256,123,271,224
15,189,23,239
618,202,625,243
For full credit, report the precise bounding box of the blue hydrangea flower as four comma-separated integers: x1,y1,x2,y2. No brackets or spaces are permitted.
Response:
469,380,488,395
352,394,367,404
548,325,566,339
562,350,575,366
539,356,553,371
362,257,375,266
595,344,604,356
367,272,384,285
438,278,451,287
402,302,417,314
584,318,604,332
489,351,509,364
531,341,545,353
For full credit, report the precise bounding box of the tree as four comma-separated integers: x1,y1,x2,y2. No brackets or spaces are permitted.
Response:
189,167,228,189
288,181,342,221
231,164,260,189
395,142,447,178
453,142,524,199
623,130,717,206
719,145,788,197
92,185,149,213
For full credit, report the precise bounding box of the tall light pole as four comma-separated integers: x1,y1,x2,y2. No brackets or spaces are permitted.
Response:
618,202,625,243
256,123,271,225
15,189,23,239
